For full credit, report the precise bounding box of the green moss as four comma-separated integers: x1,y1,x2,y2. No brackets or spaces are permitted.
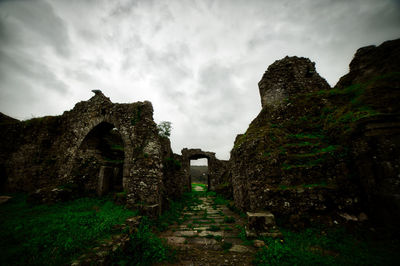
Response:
281,158,324,170
208,225,221,231
214,235,223,242
213,195,230,206
115,191,127,198
221,242,233,251
164,157,182,170
288,133,325,140
223,216,236,223
130,105,143,126
111,144,124,151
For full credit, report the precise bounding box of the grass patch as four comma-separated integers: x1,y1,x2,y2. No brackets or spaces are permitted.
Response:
236,225,253,246
192,183,207,189
208,225,221,232
0,194,137,265
253,226,400,266
224,216,236,223
213,195,230,205
155,192,201,232
214,235,223,242
111,217,175,265
221,242,233,251
111,144,124,151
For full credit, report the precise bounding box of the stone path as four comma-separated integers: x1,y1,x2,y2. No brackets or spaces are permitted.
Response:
157,185,256,265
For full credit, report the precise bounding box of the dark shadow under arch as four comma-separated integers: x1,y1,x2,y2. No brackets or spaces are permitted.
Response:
72,121,125,195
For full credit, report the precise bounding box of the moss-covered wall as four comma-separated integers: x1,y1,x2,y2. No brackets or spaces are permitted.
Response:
230,39,400,229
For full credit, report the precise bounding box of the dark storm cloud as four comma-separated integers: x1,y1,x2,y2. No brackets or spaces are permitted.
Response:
0,50,68,94
0,0,71,56
0,0,71,85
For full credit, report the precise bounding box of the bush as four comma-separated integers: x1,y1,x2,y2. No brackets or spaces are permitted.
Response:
157,121,172,138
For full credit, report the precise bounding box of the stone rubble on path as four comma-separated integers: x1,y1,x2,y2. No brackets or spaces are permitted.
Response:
159,185,258,265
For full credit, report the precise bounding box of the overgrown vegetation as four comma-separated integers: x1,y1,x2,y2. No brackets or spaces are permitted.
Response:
164,157,182,170
253,226,400,266
111,217,175,265
155,187,203,232
0,195,137,265
130,105,142,125
233,73,400,182
157,121,172,138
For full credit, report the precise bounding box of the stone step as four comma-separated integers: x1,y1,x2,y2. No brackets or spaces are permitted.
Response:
172,230,198,237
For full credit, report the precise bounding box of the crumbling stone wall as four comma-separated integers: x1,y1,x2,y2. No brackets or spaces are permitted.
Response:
352,115,400,229
0,91,166,215
258,56,330,109
339,39,400,228
181,148,228,191
230,56,356,217
230,39,400,229
159,137,187,210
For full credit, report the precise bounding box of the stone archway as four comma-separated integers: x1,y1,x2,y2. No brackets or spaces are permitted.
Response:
181,149,220,191
72,121,125,196
0,90,166,216
189,155,210,190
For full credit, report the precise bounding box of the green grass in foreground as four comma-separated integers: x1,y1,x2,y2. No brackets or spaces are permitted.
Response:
253,227,400,266
111,217,175,266
192,182,207,188
0,194,137,265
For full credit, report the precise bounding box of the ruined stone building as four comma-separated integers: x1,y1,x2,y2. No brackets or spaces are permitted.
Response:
229,38,400,230
1,39,399,231
0,91,186,216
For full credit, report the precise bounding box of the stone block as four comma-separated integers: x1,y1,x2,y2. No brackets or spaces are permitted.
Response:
139,203,161,218
246,211,280,238
247,211,276,231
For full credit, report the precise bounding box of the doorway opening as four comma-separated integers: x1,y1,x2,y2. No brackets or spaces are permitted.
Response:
73,122,124,195
190,157,209,192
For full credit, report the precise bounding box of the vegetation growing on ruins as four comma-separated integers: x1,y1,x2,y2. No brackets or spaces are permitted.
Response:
130,105,142,125
233,72,400,188
157,121,172,138
164,157,182,170
253,226,400,266
0,195,136,265
110,217,175,265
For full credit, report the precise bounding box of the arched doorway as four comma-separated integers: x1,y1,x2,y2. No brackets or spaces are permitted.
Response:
72,122,124,195
190,157,209,191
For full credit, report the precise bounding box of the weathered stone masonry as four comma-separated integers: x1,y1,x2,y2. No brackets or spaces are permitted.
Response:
229,39,400,229
0,91,182,215
181,148,229,192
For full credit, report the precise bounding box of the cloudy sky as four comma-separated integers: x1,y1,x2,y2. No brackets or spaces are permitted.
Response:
0,0,399,162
